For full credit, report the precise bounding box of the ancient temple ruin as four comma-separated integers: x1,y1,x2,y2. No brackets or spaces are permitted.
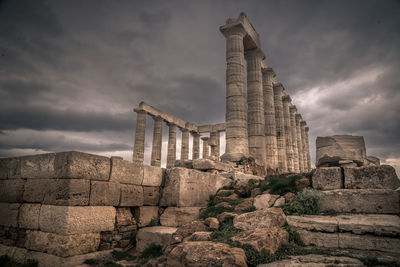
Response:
133,13,311,174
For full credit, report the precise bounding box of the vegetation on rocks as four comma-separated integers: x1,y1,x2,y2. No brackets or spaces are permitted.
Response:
0,255,38,267
283,188,320,215
137,243,163,265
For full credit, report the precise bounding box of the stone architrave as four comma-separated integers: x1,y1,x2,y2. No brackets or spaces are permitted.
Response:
300,121,308,172
167,123,177,168
151,116,163,167
289,106,300,173
133,110,146,163
261,67,278,170
201,137,210,159
282,95,294,172
192,132,200,160
295,114,305,173
305,127,311,171
219,26,249,162
245,49,266,166
273,83,287,173
181,128,190,161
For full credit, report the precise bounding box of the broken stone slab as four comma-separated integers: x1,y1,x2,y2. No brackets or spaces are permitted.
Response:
204,217,219,230
0,179,25,202
166,241,247,267
174,160,193,169
233,208,286,230
160,207,201,227
119,184,144,206
319,189,399,214
116,207,136,227
312,167,343,190
344,165,400,190
133,206,159,227
192,158,233,172
217,212,238,224
136,226,177,252
221,170,264,181
184,231,212,242
253,193,280,210
171,220,208,244
258,254,364,267
18,203,41,230
366,155,380,166
0,203,20,227
109,157,143,185
142,165,163,186
89,181,120,206
316,135,366,167
143,186,160,206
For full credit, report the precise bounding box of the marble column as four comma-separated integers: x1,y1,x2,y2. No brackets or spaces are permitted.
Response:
262,67,278,171
181,128,190,161
245,49,266,166
167,123,177,168
295,114,304,173
192,132,200,160
150,116,163,167
282,95,294,173
133,110,146,163
273,83,287,173
210,131,220,160
202,137,210,159
305,126,312,171
300,121,308,172
220,26,249,162
289,106,300,173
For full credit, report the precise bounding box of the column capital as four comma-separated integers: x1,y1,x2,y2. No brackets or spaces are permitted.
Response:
244,48,265,60
273,82,285,91
261,67,276,77
289,105,297,113
295,114,303,121
201,136,209,141
134,108,146,114
300,121,307,126
282,95,292,102
220,25,247,38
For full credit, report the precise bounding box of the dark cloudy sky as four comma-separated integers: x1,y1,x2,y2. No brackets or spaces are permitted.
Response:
1,0,399,172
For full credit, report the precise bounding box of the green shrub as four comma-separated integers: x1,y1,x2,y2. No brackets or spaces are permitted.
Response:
128,231,137,247
137,243,163,264
199,205,233,219
359,256,398,267
210,219,242,243
111,250,136,261
228,198,243,206
283,188,320,216
240,245,273,267
268,176,298,195
282,225,304,246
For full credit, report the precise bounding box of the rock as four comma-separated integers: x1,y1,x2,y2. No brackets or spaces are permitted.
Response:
0,179,25,202
273,197,285,207
160,207,201,227
344,165,400,190
174,160,193,169
287,215,339,233
339,160,358,168
316,135,366,167
295,177,310,188
234,198,254,212
216,189,235,197
134,206,159,227
89,181,120,206
217,212,238,223
160,167,231,207
20,153,56,179
214,202,233,209
222,171,264,182
109,157,143,184
116,208,135,226
319,189,399,214
204,217,219,230
214,193,240,204
366,156,380,166
312,167,343,190
258,254,364,266
283,192,295,203
231,226,289,253
184,231,211,242
136,226,177,252
143,165,163,186
171,220,208,244
166,241,247,267
0,203,20,227
250,188,262,197
192,158,233,172
119,184,144,206
233,208,286,230
254,193,279,210
18,203,41,230
143,186,160,206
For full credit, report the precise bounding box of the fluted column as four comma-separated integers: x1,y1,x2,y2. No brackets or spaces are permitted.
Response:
150,116,163,166
220,26,249,162
133,110,147,163
167,123,177,168
210,131,220,160
305,126,311,171
192,132,200,160
295,114,304,173
262,67,278,171
300,121,308,172
202,137,210,159
289,106,300,173
273,83,287,173
282,95,294,173
181,128,189,160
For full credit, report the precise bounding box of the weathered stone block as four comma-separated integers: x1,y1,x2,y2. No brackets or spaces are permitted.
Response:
89,181,120,206
319,189,399,214
192,158,233,172
258,254,364,267
142,165,163,186
344,165,400,190
0,179,25,202
160,167,231,207
20,153,55,179
120,184,143,206
110,157,143,184
253,193,279,210
25,230,100,257
0,157,21,179
55,151,110,180
136,226,177,252
221,171,264,181
184,231,212,242
0,203,20,227
23,179,90,205
39,205,116,235
143,186,160,206
366,155,380,166
18,203,41,230
312,167,343,190
116,207,135,227
134,206,159,227
160,207,201,227
233,208,286,231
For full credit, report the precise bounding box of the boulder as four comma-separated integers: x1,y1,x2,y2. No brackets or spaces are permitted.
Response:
312,167,343,190
216,189,235,197
134,206,159,227
295,177,310,188
136,226,177,252
258,254,364,267
109,157,143,184
217,212,238,224
344,165,400,190
204,217,219,230
234,198,254,212
233,208,286,230
0,179,25,202
366,156,380,166
273,197,285,207
283,192,295,203
166,241,247,267
89,181,120,206
184,232,211,242
171,220,208,244
160,207,201,227
214,193,240,204
250,188,262,197
192,159,233,172
215,202,233,209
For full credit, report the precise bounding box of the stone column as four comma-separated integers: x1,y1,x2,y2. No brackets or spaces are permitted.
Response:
262,67,278,171
192,132,200,160
305,126,312,171
209,131,220,160
245,49,266,166
202,137,210,159
220,26,249,162
300,121,308,172
273,83,287,173
295,114,304,173
133,110,147,163
167,123,177,168
289,106,300,173
282,95,294,173
181,128,190,161
150,116,163,167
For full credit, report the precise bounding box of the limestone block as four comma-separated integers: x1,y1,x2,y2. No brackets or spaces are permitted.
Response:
344,165,400,190
171,220,208,243
273,197,285,207
287,215,339,233
316,135,366,167
89,181,120,206
55,151,110,180
120,184,143,206
143,186,160,206
116,207,135,227
23,179,90,205
39,205,116,235
185,231,212,241
18,203,41,230
20,153,55,179
174,160,193,169
312,167,343,190
259,254,363,267
366,155,380,166
319,189,399,214
142,165,163,186
233,208,286,231
0,157,21,179
221,171,264,181
234,198,254,212
0,203,20,227
160,167,231,207
0,179,25,202
160,207,201,227
192,159,233,172
110,157,143,184
297,229,339,248
133,206,159,227
136,226,177,252
25,230,100,257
